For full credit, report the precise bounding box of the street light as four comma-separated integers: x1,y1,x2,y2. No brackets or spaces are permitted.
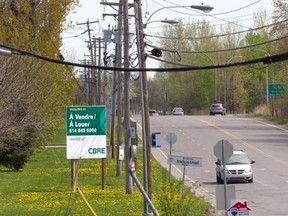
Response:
145,4,214,26
134,3,214,215
0,47,12,57
143,19,179,28
248,48,270,104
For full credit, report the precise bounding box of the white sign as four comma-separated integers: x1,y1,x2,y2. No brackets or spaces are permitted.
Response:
227,200,251,216
168,155,202,167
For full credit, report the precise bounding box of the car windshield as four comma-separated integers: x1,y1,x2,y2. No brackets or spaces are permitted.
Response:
212,104,221,108
174,108,182,112
225,154,250,165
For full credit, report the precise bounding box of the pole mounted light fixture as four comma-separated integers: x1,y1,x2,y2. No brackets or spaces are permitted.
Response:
190,4,214,13
144,4,214,27
0,47,12,57
143,19,179,28
161,19,179,25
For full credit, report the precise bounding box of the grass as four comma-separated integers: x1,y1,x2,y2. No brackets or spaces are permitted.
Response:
0,146,211,216
3,113,285,215
247,113,288,127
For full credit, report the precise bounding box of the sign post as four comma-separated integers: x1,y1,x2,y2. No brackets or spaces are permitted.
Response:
166,132,177,182
167,155,202,216
214,140,234,214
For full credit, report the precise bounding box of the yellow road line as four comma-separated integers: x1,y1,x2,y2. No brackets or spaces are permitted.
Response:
193,116,288,167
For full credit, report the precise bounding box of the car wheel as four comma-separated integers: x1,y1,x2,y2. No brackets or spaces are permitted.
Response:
216,174,220,183
248,178,253,183
217,173,224,184
219,177,224,184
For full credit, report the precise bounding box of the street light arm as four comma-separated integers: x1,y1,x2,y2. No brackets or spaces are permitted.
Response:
144,4,213,28
249,48,270,57
227,55,245,64
144,19,178,28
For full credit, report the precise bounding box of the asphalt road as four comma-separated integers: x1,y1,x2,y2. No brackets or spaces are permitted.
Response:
132,114,288,216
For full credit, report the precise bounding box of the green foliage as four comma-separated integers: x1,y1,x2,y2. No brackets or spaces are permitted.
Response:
0,147,212,216
0,1,79,169
153,169,210,216
151,5,288,117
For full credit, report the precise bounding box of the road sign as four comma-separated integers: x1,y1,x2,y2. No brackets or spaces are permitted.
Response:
166,132,177,144
214,140,233,161
152,132,161,148
227,200,251,216
269,83,285,96
66,106,106,159
168,155,202,167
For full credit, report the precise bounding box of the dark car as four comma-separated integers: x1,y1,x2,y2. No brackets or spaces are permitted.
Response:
210,103,226,116
149,109,159,116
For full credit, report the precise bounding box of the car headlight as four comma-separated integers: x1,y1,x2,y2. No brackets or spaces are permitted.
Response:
244,168,252,173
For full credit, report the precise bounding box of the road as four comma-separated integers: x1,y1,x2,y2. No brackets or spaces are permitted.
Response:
132,114,288,216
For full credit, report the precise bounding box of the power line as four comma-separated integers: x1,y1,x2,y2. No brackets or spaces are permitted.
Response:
145,18,288,41
145,34,288,54
1,43,288,72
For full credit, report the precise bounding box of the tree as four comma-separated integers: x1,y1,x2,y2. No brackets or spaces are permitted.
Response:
0,0,79,170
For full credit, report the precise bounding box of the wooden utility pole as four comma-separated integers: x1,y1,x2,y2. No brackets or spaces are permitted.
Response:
134,0,152,214
123,0,133,194
77,19,98,105
100,0,124,177
115,0,123,171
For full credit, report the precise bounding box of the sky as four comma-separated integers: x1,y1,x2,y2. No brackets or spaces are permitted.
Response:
61,0,275,76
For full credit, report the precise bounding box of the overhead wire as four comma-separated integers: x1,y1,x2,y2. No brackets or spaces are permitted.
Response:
1,43,288,72
144,18,288,40
150,0,265,29
158,0,264,16
145,34,288,54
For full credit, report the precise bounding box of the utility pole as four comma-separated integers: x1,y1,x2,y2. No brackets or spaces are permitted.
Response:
115,0,123,173
123,0,133,194
100,0,125,177
134,0,152,214
77,19,99,105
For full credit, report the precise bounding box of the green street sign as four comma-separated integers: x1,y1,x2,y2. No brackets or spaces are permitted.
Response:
66,106,106,159
269,83,285,97
66,106,106,136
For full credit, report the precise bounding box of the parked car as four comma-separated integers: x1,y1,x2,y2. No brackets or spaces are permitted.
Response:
149,109,159,116
210,103,226,116
215,150,255,184
172,107,184,115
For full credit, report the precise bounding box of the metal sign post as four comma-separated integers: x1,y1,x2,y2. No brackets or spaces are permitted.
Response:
167,155,203,216
214,140,234,214
180,164,187,216
166,132,177,182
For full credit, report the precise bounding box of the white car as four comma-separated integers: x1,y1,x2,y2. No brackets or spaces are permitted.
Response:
210,103,226,116
172,107,184,115
215,150,255,183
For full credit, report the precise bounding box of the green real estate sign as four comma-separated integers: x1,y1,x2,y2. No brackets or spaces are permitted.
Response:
66,106,106,159
268,83,286,97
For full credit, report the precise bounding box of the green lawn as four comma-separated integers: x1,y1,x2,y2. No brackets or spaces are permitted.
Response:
0,146,212,216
